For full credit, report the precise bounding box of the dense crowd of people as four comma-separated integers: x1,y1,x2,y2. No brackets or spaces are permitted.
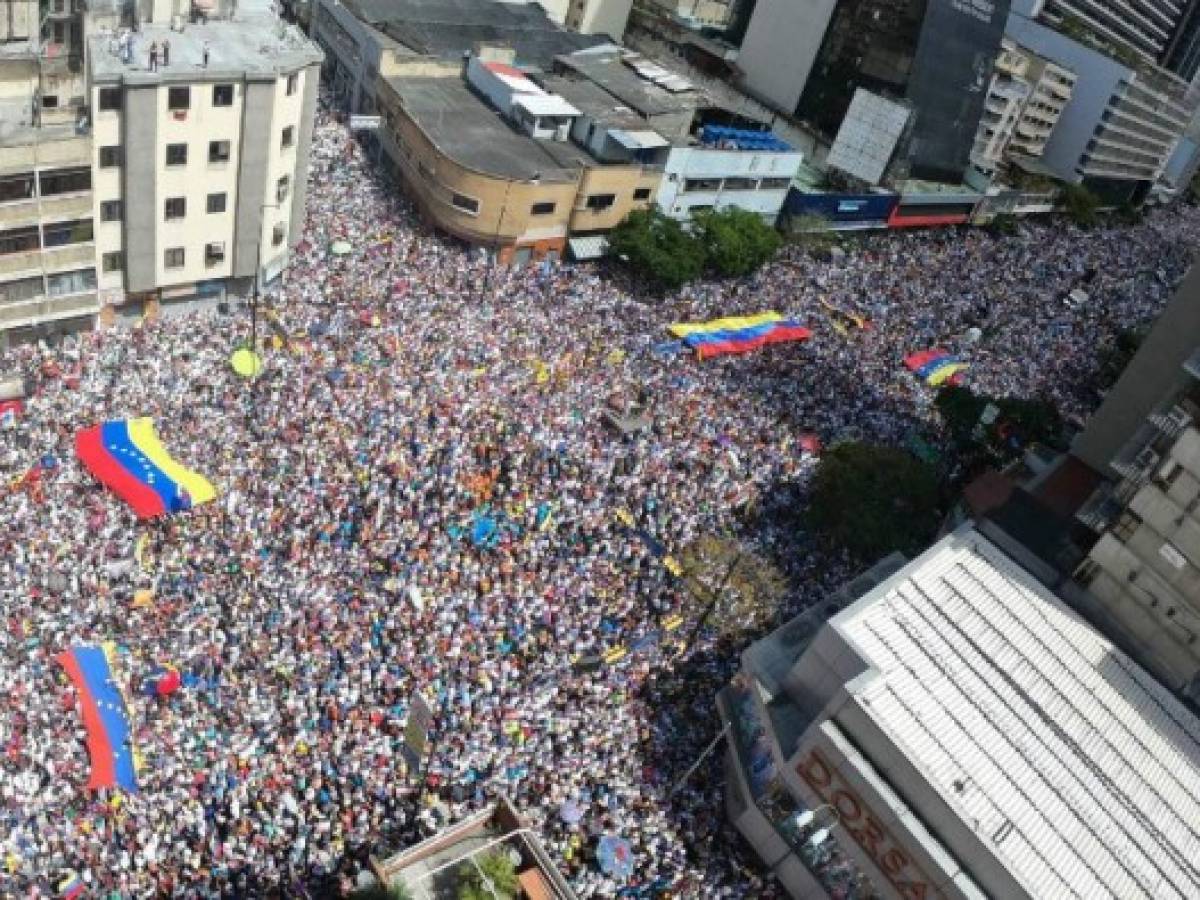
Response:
0,100,1197,898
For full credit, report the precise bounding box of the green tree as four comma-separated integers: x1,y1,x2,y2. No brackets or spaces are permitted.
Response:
934,386,1065,454
806,443,941,562
986,214,1018,236
1061,183,1100,228
608,208,707,290
351,881,414,900
786,213,838,254
456,851,520,900
694,207,782,277
677,535,789,638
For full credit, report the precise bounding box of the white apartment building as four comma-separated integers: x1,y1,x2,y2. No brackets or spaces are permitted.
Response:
87,3,321,317
563,0,634,38
971,38,1077,179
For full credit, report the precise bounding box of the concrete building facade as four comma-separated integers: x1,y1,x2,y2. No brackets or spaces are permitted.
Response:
86,6,321,315
734,0,837,114
564,0,634,38
722,526,1200,899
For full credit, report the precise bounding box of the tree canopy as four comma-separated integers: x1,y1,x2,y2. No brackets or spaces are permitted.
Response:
694,207,782,277
806,442,942,562
607,208,707,290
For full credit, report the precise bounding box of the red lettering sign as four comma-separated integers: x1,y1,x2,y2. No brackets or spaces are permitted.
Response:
796,748,943,900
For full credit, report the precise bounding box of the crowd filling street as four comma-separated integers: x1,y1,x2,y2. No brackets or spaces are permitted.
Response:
1,101,1198,898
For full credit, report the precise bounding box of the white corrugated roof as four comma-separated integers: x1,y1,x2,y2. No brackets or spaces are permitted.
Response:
512,94,580,118
839,533,1200,900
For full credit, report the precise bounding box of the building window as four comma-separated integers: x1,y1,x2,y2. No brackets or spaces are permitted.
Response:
1113,511,1142,542
98,87,122,111
168,86,190,110
205,241,225,266
683,178,720,193
633,187,651,201
164,247,185,269
102,251,123,273
450,193,479,215
531,201,556,215
0,173,35,204
724,177,757,190
276,175,290,203
212,84,234,107
0,275,43,304
164,197,186,220
208,140,231,164
100,200,123,222
46,268,96,296
585,193,616,210
166,143,188,166
286,73,299,95
99,145,122,168
281,126,295,149
38,167,90,196
41,95,58,109
42,218,93,247
272,224,286,246
206,192,227,214
759,177,791,190
0,225,40,255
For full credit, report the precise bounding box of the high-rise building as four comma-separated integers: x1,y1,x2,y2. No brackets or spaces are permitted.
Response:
721,525,1200,899
86,0,322,318
1037,0,1186,64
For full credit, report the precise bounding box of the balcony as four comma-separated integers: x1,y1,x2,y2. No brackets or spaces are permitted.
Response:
40,241,94,271
0,291,97,328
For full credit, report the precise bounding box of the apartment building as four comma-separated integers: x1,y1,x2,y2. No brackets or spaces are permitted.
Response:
86,1,321,317
970,38,1077,180
0,0,96,345
1035,0,1194,67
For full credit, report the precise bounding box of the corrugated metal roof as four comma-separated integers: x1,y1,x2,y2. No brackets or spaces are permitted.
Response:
840,534,1200,899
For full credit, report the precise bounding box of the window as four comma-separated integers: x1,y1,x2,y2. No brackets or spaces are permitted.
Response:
276,175,290,203
164,247,185,268
281,126,295,149
42,218,93,247
99,145,122,168
41,95,58,109
168,86,190,110
164,197,186,220
450,193,479,215
102,251,123,273
212,84,234,107
100,200,123,222
633,187,651,201
759,177,791,190
0,225,40,256
585,193,616,211
206,192,227,214
208,140,231,164
205,241,225,266
531,201,556,215
724,177,756,190
286,73,298,95
0,173,34,204
38,167,90,196
98,87,122,111
166,143,188,166
0,275,43,304
1114,511,1142,542
683,178,720,193
272,224,286,246
46,268,96,296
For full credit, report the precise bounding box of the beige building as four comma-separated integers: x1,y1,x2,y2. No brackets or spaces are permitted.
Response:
971,38,1077,180
86,0,321,317
0,0,96,344
376,51,664,264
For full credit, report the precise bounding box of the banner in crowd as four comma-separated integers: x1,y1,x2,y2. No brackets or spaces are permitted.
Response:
904,349,968,386
668,313,811,360
75,418,216,519
55,644,140,792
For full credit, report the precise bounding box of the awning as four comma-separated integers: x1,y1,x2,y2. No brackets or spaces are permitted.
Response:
568,236,609,260
609,129,670,151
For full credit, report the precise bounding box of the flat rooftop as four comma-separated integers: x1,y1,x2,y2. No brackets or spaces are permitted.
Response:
388,77,587,180
538,75,648,130
88,13,322,83
836,530,1200,899
555,52,697,118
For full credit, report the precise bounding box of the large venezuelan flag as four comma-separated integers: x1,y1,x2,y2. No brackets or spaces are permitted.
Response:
75,418,215,519
668,313,811,360
56,644,139,792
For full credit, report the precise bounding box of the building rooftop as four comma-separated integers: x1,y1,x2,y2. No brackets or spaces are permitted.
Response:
88,12,322,83
835,529,1200,899
387,77,586,180
554,51,697,118
367,0,606,69
538,75,648,129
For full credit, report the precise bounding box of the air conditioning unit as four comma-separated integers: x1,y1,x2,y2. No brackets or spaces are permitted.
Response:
1135,447,1160,471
